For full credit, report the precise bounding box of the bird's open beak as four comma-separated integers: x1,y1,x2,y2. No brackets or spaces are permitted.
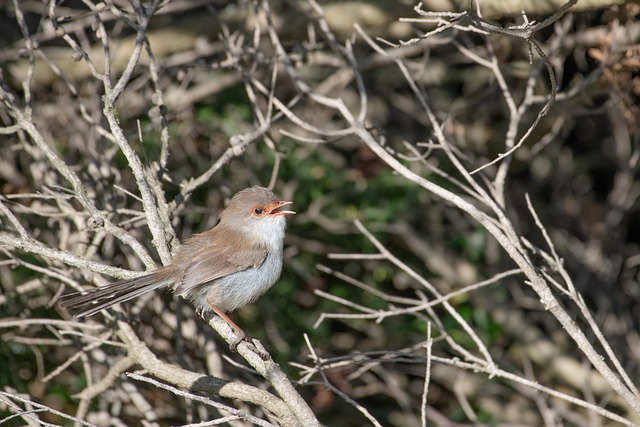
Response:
269,200,295,216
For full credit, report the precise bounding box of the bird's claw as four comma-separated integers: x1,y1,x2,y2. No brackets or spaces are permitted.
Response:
229,330,248,352
250,338,271,360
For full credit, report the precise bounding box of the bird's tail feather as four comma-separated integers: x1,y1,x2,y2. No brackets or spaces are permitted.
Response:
58,272,171,318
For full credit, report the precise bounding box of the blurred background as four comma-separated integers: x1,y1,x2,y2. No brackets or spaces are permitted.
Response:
1,0,639,425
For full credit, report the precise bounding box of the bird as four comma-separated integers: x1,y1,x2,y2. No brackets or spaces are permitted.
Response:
59,186,295,348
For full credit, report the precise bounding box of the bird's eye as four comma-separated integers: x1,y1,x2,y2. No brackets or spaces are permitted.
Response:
254,208,264,215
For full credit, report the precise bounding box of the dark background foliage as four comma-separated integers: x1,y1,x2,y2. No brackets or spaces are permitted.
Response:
1,0,639,425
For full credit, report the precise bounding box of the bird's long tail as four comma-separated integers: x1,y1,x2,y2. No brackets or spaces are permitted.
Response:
58,272,172,318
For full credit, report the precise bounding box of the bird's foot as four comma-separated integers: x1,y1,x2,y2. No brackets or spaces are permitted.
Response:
229,329,248,352
250,338,271,360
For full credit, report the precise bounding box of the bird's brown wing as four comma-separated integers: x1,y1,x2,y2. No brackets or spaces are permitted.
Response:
173,228,268,296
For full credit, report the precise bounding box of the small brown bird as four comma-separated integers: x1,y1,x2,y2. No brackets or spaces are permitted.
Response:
59,186,295,347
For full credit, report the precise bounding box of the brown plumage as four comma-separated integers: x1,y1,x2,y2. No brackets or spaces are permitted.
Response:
59,186,295,346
